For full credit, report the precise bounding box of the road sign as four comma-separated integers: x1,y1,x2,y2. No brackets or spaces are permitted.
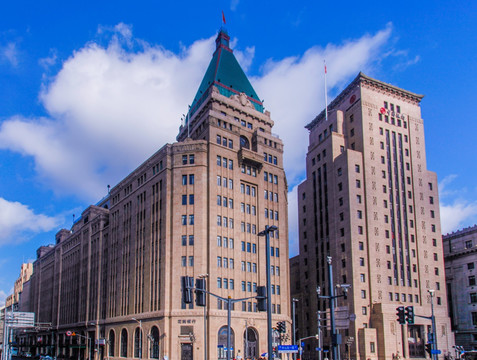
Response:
431,350,442,355
278,345,298,354
5,312,35,328
66,331,72,336
301,342,305,347
316,348,322,351
323,350,330,353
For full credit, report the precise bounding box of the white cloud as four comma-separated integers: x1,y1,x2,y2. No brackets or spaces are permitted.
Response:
287,184,299,257
0,198,61,245
0,289,8,307
253,24,393,187
1,25,215,201
440,201,477,235
439,175,477,234
0,22,395,250
0,42,19,67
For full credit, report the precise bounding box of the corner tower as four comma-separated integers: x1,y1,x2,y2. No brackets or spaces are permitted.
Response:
173,29,291,360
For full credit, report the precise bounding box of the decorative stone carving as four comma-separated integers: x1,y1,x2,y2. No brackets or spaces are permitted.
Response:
231,92,254,109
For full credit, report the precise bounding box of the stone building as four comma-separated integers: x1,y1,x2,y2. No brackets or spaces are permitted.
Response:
443,225,477,350
292,73,454,360
25,29,290,360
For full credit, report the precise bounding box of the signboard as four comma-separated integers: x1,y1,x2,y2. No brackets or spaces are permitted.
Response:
316,348,322,351
431,350,441,355
5,312,35,328
278,345,298,354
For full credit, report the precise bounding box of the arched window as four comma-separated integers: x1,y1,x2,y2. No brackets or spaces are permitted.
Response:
134,327,142,358
244,327,258,359
150,326,160,359
218,326,235,360
120,329,128,358
109,330,115,357
240,136,250,149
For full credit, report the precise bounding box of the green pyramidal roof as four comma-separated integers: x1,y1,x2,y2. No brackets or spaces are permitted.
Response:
188,29,263,117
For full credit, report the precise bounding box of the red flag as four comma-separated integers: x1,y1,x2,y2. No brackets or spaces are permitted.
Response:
222,11,226,24
324,64,327,74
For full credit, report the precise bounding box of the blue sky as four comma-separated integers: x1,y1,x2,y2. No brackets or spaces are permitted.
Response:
1,1,476,305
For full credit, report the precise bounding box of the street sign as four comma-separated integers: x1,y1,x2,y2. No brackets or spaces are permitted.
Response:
431,350,442,355
278,345,298,354
301,342,305,347
316,348,322,351
66,331,72,336
323,350,330,353
5,312,35,328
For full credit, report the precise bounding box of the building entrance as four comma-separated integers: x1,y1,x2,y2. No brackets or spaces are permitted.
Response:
180,343,193,360
408,325,425,358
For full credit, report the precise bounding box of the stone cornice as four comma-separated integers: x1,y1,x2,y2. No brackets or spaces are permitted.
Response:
306,72,424,131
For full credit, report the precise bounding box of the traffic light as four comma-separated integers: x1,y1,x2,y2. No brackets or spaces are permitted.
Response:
257,286,267,311
425,343,432,356
181,276,194,304
277,321,286,333
405,306,414,324
396,306,405,325
195,278,206,306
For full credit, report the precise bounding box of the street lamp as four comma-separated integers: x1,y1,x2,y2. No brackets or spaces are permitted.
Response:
198,273,209,360
258,225,278,360
317,257,350,360
292,299,299,360
89,322,99,360
428,290,437,360
132,318,143,359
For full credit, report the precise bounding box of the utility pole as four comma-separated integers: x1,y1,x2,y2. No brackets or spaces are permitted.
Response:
292,299,299,360
258,225,278,360
198,274,208,360
429,290,438,360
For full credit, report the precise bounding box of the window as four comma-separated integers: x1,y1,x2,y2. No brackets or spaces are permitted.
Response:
468,263,475,270
355,164,360,173
189,194,194,205
470,276,476,286
471,293,477,303
360,274,365,282
182,175,187,185
189,154,195,164
359,242,364,250
182,155,188,165
181,256,186,267
189,256,194,266
466,240,473,249
217,278,222,289
360,257,365,266
361,290,366,299
182,235,187,246
181,215,187,225
189,215,194,225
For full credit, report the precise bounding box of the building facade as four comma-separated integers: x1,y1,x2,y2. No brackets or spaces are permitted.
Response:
25,29,291,360
292,73,454,360
443,225,477,350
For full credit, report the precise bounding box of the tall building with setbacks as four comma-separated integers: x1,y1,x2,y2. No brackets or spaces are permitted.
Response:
292,73,454,360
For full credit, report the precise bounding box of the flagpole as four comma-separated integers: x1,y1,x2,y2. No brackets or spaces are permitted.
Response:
324,60,328,122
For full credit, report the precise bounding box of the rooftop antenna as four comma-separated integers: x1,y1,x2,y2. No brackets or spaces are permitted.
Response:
187,105,191,138
72,214,75,224
107,184,111,194
324,60,328,122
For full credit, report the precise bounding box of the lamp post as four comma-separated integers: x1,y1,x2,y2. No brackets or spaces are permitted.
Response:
317,257,350,360
258,225,278,360
89,322,99,360
132,318,143,359
428,290,437,360
198,274,209,360
292,299,299,360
